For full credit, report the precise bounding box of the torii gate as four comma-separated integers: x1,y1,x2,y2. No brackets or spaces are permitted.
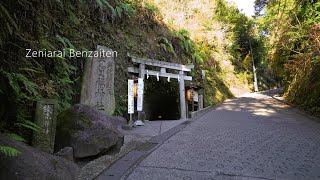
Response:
127,54,194,119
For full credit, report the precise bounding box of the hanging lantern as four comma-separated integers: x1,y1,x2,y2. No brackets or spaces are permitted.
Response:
186,85,202,102
186,89,193,102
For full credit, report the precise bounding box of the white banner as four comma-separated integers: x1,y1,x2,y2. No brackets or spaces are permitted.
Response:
128,80,134,114
137,78,144,111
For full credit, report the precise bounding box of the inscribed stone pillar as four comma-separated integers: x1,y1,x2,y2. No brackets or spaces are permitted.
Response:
32,99,57,154
80,45,115,115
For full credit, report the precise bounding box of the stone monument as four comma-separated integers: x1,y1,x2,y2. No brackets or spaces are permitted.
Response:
32,99,57,154
80,45,115,115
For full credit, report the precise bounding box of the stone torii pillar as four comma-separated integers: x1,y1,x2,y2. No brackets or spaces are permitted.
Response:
179,70,186,119
138,63,145,121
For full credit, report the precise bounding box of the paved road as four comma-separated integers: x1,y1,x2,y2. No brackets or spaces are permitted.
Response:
125,93,320,180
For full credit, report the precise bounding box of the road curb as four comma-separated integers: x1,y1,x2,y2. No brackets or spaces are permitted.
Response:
190,106,212,119
271,96,320,123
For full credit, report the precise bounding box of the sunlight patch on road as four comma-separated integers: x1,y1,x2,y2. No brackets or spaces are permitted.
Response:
253,109,276,116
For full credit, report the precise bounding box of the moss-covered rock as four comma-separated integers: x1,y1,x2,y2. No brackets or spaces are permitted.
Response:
55,104,125,158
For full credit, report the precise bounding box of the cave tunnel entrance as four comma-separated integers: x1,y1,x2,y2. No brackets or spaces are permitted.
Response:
143,77,180,120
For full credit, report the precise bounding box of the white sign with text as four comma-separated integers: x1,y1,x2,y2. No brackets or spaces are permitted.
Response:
137,78,144,111
128,80,134,114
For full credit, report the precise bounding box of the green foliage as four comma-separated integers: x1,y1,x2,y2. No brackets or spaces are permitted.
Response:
96,0,135,19
0,145,20,157
257,0,320,114
0,0,80,151
0,116,40,157
312,56,320,64
1,71,39,102
56,35,76,50
144,2,159,16
237,72,253,84
159,37,177,57
0,3,18,47
172,29,206,64
114,95,127,116
4,133,26,142
174,29,193,53
15,120,40,133
242,53,252,70
117,1,135,18
213,0,274,89
192,53,203,64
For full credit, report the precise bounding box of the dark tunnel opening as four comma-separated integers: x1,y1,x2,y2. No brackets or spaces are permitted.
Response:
144,77,180,120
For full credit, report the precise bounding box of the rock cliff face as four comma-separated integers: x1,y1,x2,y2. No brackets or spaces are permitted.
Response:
55,104,125,158
0,136,78,180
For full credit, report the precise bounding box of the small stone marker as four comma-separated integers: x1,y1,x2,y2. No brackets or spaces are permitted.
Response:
199,95,203,110
32,99,57,154
81,45,115,115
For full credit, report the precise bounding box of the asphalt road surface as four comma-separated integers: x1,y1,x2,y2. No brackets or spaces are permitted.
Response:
125,92,320,180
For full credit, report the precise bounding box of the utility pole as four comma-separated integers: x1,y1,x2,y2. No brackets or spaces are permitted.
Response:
249,40,259,92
